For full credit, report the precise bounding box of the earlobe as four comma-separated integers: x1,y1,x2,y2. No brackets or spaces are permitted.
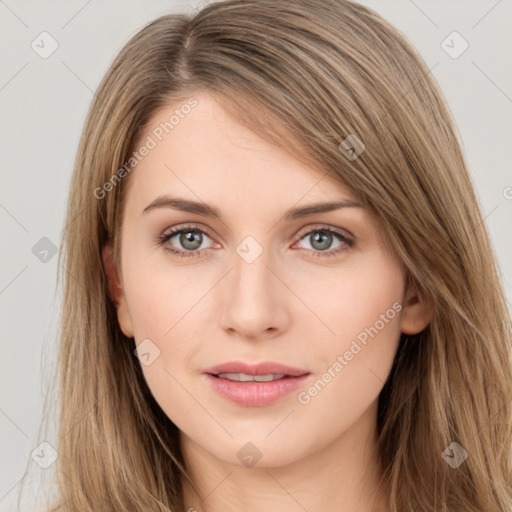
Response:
102,244,134,338
400,281,435,335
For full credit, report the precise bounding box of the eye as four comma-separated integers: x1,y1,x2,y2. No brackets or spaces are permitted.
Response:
293,226,354,257
155,224,216,258
156,223,355,259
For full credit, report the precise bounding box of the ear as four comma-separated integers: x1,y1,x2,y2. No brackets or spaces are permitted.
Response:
400,280,435,335
102,244,134,338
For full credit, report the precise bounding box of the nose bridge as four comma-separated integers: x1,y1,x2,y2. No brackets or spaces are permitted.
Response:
218,236,288,337
230,237,276,303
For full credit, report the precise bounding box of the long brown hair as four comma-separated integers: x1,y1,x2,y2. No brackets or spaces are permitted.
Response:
19,1,512,510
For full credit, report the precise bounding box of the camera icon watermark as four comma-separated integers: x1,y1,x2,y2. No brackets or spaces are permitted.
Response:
441,31,469,59
31,441,58,469
134,338,161,366
32,237,58,263
441,441,468,468
31,31,59,59
338,134,365,161
237,441,262,468
236,236,263,264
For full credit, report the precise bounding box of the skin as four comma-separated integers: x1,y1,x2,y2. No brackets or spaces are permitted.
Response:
103,91,433,512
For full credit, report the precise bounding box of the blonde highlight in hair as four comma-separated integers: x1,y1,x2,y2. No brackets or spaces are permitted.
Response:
20,1,511,511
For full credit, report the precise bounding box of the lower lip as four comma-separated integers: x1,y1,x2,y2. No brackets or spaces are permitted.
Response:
204,373,310,407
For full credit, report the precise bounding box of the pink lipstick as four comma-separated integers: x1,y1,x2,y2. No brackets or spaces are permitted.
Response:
203,361,311,407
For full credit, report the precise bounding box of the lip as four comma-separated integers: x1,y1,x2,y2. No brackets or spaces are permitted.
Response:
203,360,311,407
203,361,309,377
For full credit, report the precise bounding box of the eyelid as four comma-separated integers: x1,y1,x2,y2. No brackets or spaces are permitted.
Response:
293,223,355,242
161,222,215,238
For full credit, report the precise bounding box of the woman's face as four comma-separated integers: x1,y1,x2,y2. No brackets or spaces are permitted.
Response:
105,91,430,469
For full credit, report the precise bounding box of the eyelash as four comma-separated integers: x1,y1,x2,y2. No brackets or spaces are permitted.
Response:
155,224,355,259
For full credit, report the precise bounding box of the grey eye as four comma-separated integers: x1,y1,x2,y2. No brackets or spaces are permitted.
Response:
298,230,344,252
171,230,211,251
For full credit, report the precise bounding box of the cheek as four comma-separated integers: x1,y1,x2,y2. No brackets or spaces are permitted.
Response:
121,249,213,397
304,268,403,408
300,255,404,407
334,270,402,343
122,263,205,424
295,251,404,346
121,244,204,340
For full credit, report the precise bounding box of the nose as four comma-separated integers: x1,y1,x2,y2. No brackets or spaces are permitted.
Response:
218,245,290,341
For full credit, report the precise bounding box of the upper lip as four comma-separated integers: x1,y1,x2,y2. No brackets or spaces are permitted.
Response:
204,361,310,377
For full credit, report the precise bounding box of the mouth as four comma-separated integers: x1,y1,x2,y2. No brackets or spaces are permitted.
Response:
203,361,311,407
203,360,310,378
209,373,297,382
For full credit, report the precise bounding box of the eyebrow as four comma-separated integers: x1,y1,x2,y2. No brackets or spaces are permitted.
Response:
142,195,364,220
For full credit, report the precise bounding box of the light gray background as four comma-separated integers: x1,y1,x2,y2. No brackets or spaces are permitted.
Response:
1,1,511,510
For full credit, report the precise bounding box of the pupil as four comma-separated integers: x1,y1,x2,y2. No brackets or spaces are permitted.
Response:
311,231,331,251
181,231,202,250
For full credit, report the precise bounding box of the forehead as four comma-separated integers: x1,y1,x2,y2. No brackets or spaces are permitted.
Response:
125,92,357,214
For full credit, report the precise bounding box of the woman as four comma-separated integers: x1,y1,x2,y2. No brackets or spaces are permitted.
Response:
24,0,512,510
